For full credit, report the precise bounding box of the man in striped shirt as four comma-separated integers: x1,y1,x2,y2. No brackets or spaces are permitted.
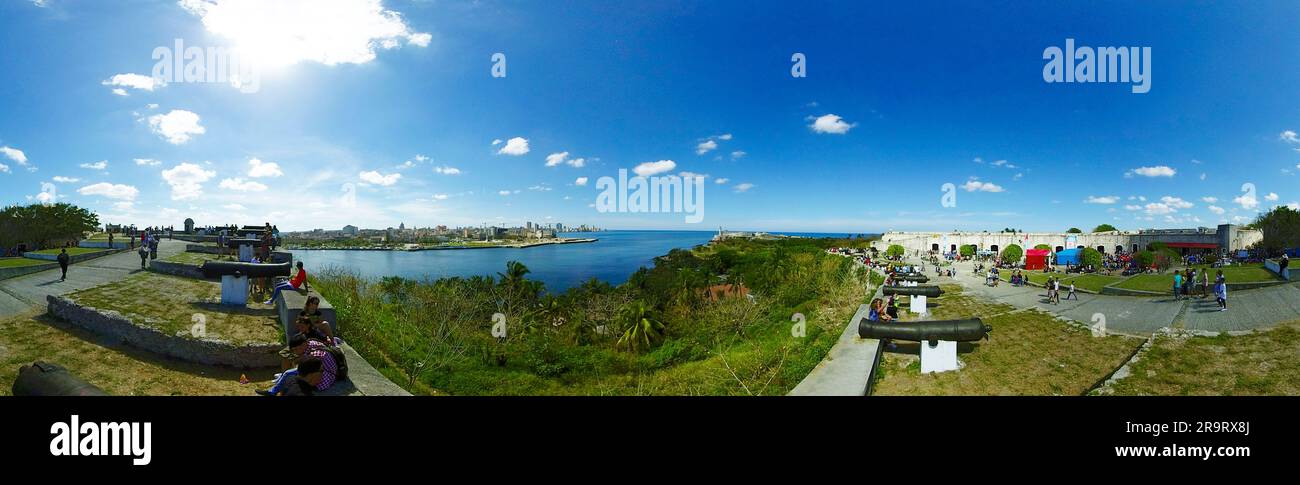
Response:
257,337,337,396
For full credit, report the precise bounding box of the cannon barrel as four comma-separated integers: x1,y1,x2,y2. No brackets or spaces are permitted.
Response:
225,237,269,248
882,285,942,297
12,362,108,396
858,318,991,342
890,274,929,282
201,261,291,278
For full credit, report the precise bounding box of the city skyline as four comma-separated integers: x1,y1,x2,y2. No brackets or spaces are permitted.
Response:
2,1,1299,233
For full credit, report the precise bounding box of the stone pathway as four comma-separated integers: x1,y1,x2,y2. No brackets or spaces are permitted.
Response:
935,260,1300,335
0,239,187,319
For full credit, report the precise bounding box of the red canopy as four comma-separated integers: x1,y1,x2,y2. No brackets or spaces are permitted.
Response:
1024,249,1050,270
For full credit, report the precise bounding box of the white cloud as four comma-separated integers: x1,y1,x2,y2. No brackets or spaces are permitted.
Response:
433,165,461,175
247,158,283,177
546,152,587,168
714,178,730,184
80,160,108,170
574,177,588,186
147,109,205,144
78,182,139,200
1201,196,1217,203
161,162,216,200
223,203,247,211
1281,130,1300,144
1234,192,1258,210
358,170,401,186
1128,165,1176,178
496,137,529,156
1287,201,1300,211
633,160,676,177
961,177,1004,193
498,190,512,196
134,158,162,166
1265,192,1279,201
1123,204,1142,211
102,73,162,93
1143,203,1174,215
696,139,717,155
491,139,502,146
1199,173,1206,181
731,151,746,160
432,194,449,200
51,176,79,183
733,183,754,193
0,146,28,166
1207,205,1225,215
717,133,733,141
678,171,709,179
218,177,268,192
0,163,8,174
1158,196,1194,210
809,114,854,134
179,0,431,67
1085,195,1119,204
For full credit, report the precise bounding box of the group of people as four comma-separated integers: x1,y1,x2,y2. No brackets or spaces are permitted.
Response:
257,295,346,396
1041,276,1077,304
1172,268,1229,311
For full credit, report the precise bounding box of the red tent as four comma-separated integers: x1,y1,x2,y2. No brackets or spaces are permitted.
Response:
1025,249,1050,270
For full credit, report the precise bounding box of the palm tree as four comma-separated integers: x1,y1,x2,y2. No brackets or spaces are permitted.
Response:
616,300,664,351
498,260,530,288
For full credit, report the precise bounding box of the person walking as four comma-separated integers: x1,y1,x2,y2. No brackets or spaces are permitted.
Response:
1198,270,1209,298
1172,270,1183,301
137,243,149,269
56,248,70,281
1214,278,1228,311
1052,278,1061,304
1065,281,1078,300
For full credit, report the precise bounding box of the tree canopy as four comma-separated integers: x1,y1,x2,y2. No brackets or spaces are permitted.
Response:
1092,224,1118,233
1000,244,1023,264
0,203,100,251
1066,227,1083,233
1248,206,1300,252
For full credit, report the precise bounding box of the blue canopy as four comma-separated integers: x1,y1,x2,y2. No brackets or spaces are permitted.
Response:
1055,248,1081,266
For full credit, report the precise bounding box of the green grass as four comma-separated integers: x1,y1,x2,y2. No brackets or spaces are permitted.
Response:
0,257,50,269
66,272,282,346
29,247,105,256
0,311,273,396
84,232,128,241
1108,321,1300,395
872,284,1144,396
163,250,228,265
999,271,1122,293
1113,264,1280,293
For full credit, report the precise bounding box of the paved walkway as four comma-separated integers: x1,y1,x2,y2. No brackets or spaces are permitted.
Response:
0,239,187,320
936,260,1300,335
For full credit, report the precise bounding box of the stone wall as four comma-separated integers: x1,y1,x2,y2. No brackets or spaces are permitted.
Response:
47,295,281,368
23,249,120,263
0,261,58,281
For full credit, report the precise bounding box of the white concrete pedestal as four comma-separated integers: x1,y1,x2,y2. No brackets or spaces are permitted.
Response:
238,244,254,262
910,295,928,315
920,339,959,373
220,274,249,305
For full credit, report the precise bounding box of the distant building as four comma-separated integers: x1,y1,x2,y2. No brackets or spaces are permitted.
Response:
183,218,195,233
875,224,1262,256
342,225,359,236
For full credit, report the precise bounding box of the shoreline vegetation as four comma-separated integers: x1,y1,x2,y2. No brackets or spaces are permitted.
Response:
311,236,879,395
284,237,598,251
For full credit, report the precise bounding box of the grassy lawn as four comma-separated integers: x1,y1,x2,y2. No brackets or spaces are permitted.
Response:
0,257,50,269
999,271,1122,293
1107,321,1300,395
1114,264,1280,293
66,272,283,346
84,232,128,241
163,250,229,265
28,247,105,256
0,311,273,396
872,284,1144,395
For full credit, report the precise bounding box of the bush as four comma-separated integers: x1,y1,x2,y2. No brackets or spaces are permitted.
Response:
1000,244,1023,264
1134,250,1155,268
1081,247,1103,268
959,244,977,257
885,244,905,259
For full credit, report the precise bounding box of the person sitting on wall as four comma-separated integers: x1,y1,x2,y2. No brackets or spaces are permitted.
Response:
258,335,338,396
265,261,309,305
298,296,338,345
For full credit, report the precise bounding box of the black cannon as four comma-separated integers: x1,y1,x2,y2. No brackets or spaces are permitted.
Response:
882,285,943,297
224,237,268,248
12,362,108,396
890,274,929,283
201,261,291,279
858,318,991,342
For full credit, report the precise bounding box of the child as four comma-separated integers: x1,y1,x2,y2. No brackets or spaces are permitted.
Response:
1214,280,1227,311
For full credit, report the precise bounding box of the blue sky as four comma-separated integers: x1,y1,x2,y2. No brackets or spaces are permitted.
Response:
1,0,1298,233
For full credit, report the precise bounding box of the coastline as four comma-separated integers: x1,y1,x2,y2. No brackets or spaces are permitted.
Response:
285,237,599,252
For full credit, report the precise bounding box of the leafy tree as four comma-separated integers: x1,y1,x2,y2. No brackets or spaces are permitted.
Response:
1134,250,1155,268
1000,244,1023,264
1081,247,1103,268
498,260,531,289
959,244,977,257
885,244,905,258
0,202,100,251
1034,244,1052,251
1092,224,1118,232
1066,227,1083,234
615,300,664,351
1249,206,1300,252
